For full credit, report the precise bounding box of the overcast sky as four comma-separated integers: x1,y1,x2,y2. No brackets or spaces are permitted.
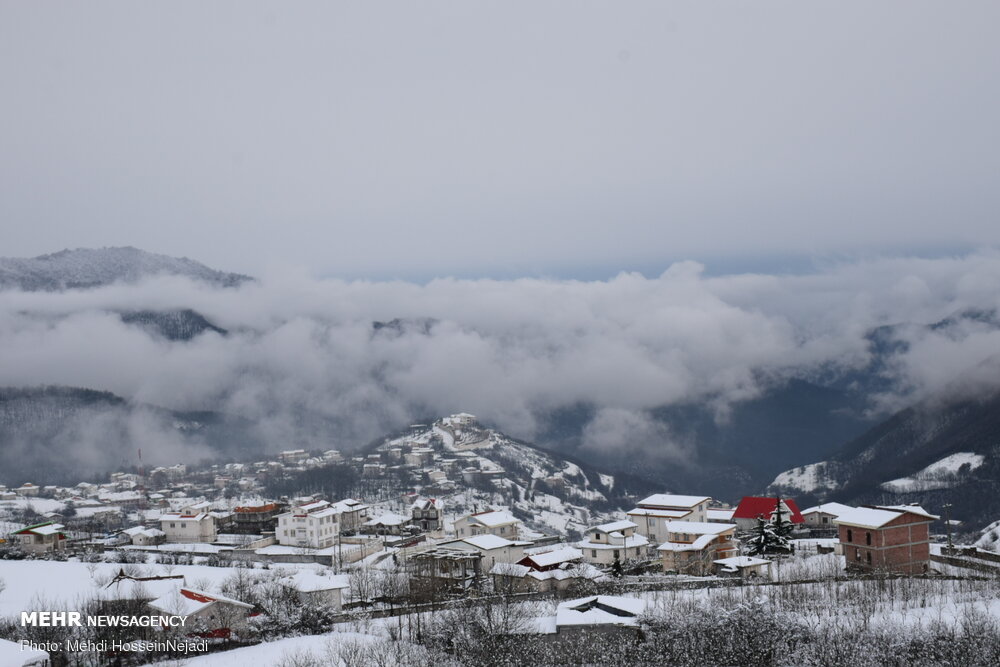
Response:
2,2,999,280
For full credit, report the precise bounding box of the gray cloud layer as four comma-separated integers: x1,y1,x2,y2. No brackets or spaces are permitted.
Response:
3,252,1000,458
2,2,999,279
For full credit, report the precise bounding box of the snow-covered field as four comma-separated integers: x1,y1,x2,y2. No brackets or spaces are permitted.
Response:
0,558,333,618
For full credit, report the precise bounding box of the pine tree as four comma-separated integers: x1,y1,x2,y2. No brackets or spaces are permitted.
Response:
745,506,792,557
772,497,794,543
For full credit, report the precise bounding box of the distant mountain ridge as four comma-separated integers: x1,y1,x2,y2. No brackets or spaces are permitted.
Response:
0,386,266,485
768,383,1000,530
0,247,251,291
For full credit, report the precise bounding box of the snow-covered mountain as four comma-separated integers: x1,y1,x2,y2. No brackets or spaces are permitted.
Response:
768,385,1000,531
350,415,655,538
0,247,250,290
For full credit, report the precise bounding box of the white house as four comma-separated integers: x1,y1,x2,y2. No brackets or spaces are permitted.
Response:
283,572,351,611
11,522,66,553
714,555,772,579
331,498,370,532
800,502,856,529
159,512,216,543
454,509,522,539
658,521,738,575
122,526,166,546
576,520,649,565
362,512,408,536
276,502,341,549
626,494,711,546
436,534,531,570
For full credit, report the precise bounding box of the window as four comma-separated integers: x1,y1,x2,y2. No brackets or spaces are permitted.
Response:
847,529,853,542
855,548,861,562
822,517,828,524
592,550,597,558
648,518,655,527
866,532,872,546
866,552,872,565
613,550,620,559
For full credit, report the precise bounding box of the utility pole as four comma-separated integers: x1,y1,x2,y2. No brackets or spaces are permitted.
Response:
943,503,954,555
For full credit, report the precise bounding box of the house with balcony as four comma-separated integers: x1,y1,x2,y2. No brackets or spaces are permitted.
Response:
626,494,712,547
275,501,341,549
454,509,522,539
657,521,738,575
576,520,649,566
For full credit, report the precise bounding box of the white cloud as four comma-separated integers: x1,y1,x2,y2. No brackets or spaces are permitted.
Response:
2,252,1000,456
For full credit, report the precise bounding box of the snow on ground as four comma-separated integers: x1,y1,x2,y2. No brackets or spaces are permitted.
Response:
882,452,986,493
770,462,838,494
976,519,1000,551
0,497,67,515
151,632,380,666
0,559,331,618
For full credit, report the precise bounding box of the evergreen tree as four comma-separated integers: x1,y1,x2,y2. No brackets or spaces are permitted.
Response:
772,497,794,542
745,512,791,557
612,554,624,577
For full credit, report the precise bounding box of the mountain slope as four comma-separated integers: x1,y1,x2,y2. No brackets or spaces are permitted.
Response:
0,386,266,486
118,309,228,340
532,378,875,502
370,415,657,537
0,247,251,290
769,388,1000,529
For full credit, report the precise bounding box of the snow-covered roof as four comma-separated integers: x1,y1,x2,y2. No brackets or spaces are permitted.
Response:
490,562,531,577
876,505,939,520
467,510,520,527
707,508,735,521
443,534,522,551
160,512,210,522
123,526,165,538
0,637,50,663
578,534,649,550
28,523,65,536
149,587,253,616
555,595,645,627
833,507,905,529
801,502,856,517
637,494,711,509
714,556,771,570
591,520,637,533
364,512,407,527
104,577,185,602
299,500,331,512
522,547,583,568
626,507,691,518
658,534,716,552
665,521,735,535
411,497,442,511
285,571,350,593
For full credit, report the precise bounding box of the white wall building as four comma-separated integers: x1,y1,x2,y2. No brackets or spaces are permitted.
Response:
454,509,522,539
626,494,711,547
276,501,341,549
159,512,216,543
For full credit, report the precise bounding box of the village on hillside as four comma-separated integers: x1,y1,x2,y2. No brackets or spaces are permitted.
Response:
1,415,997,666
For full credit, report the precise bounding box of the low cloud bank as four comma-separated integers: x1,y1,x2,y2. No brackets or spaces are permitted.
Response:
3,251,1000,462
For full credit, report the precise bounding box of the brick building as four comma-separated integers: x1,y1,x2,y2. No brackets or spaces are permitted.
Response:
834,505,938,574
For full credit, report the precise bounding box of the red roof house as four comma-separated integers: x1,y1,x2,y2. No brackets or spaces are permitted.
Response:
733,497,804,530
